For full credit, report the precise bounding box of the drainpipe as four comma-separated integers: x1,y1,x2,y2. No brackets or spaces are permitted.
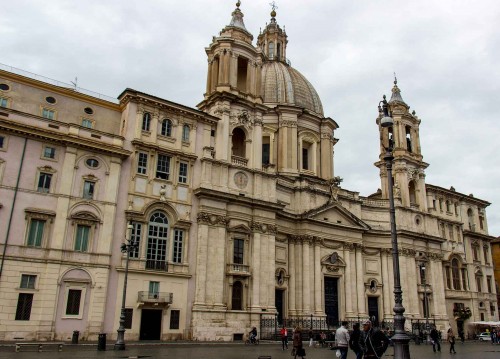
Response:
0,137,28,280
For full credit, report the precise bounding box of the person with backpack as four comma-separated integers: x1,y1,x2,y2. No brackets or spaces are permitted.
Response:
430,326,441,352
359,320,389,359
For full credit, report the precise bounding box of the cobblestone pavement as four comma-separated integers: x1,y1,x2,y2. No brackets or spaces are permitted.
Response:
1,341,499,359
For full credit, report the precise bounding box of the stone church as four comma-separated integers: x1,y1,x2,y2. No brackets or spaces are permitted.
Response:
0,2,496,342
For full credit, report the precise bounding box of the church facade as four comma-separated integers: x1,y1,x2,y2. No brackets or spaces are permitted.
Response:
0,3,496,342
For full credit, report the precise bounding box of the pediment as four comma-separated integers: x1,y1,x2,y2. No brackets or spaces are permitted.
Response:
228,224,252,234
301,202,370,230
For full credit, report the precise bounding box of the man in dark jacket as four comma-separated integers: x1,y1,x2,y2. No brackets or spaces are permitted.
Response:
358,320,389,359
349,322,363,359
430,326,441,352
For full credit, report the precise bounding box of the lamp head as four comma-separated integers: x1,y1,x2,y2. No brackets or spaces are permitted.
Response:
379,95,394,128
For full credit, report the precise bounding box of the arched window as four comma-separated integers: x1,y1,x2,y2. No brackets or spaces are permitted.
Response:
268,42,275,59
277,42,282,60
146,212,169,271
405,125,412,152
232,281,243,310
451,259,461,290
182,125,190,142
409,180,417,205
231,128,246,158
161,119,172,137
142,112,151,131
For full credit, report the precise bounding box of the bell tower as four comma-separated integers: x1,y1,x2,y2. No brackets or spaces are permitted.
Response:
256,5,288,62
375,79,429,210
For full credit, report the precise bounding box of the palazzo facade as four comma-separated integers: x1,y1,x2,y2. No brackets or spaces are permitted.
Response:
0,3,497,342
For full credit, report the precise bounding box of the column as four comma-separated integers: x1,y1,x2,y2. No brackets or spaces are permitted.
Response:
253,119,263,169
194,223,209,307
214,226,227,308
344,246,353,316
251,231,261,310
302,239,311,313
381,250,391,318
314,241,322,314
288,239,296,315
296,239,303,313
356,246,366,315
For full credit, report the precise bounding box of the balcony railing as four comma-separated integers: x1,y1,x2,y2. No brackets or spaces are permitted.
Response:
227,263,250,275
231,155,248,167
137,291,173,304
145,259,168,271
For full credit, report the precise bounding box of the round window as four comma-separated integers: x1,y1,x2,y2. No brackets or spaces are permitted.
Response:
86,158,99,168
0,83,10,91
46,96,56,104
84,107,94,115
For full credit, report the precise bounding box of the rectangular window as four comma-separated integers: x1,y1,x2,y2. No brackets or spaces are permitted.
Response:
65,289,82,315
476,276,482,292
302,147,309,170
83,180,95,199
130,222,142,259
178,162,188,183
81,119,93,128
173,229,184,263
137,152,148,175
233,239,244,264
487,276,492,293
124,308,133,329
74,224,90,252
182,125,190,142
42,108,55,120
20,274,37,289
0,135,4,149
473,246,479,261
15,293,33,320
27,219,45,247
149,281,160,295
483,246,489,264
445,267,451,289
0,97,8,108
43,146,56,159
156,154,171,180
170,310,180,329
37,172,52,193
262,143,270,165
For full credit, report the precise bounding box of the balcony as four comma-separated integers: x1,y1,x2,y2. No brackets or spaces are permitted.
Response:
137,291,173,305
226,263,251,276
231,155,248,167
145,259,168,271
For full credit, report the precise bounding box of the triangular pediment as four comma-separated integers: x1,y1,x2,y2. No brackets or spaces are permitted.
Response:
228,224,252,234
301,202,370,230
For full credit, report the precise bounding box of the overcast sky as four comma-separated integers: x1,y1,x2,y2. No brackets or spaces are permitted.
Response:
1,0,499,235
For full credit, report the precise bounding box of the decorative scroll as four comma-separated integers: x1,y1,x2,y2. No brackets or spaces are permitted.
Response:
196,212,229,226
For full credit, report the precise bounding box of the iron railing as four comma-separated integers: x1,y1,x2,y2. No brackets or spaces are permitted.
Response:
145,259,168,271
137,291,173,304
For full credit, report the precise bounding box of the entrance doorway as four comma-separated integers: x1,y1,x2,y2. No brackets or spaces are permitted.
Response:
324,277,339,326
140,309,162,340
275,289,284,324
368,297,379,326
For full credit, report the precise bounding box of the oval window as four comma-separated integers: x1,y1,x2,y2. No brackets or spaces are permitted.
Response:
86,158,99,168
0,83,10,91
46,96,56,104
84,107,94,115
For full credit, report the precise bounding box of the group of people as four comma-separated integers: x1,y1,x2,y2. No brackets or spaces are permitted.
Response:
490,329,500,344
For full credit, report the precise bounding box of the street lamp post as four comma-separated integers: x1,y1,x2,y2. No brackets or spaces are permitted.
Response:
114,223,136,351
379,96,411,359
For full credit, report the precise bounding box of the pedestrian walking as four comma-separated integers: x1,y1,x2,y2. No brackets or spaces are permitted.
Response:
293,326,306,359
359,320,389,359
280,325,288,351
490,330,496,344
335,321,350,359
349,322,363,359
430,326,441,352
309,329,314,347
447,328,456,354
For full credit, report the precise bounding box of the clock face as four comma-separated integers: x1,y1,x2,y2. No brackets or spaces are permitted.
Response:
234,171,248,189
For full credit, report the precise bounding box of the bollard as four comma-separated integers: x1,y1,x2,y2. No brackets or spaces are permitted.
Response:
72,330,79,344
97,333,106,351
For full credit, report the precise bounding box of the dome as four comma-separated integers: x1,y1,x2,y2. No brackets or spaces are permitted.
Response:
261,61,324,116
